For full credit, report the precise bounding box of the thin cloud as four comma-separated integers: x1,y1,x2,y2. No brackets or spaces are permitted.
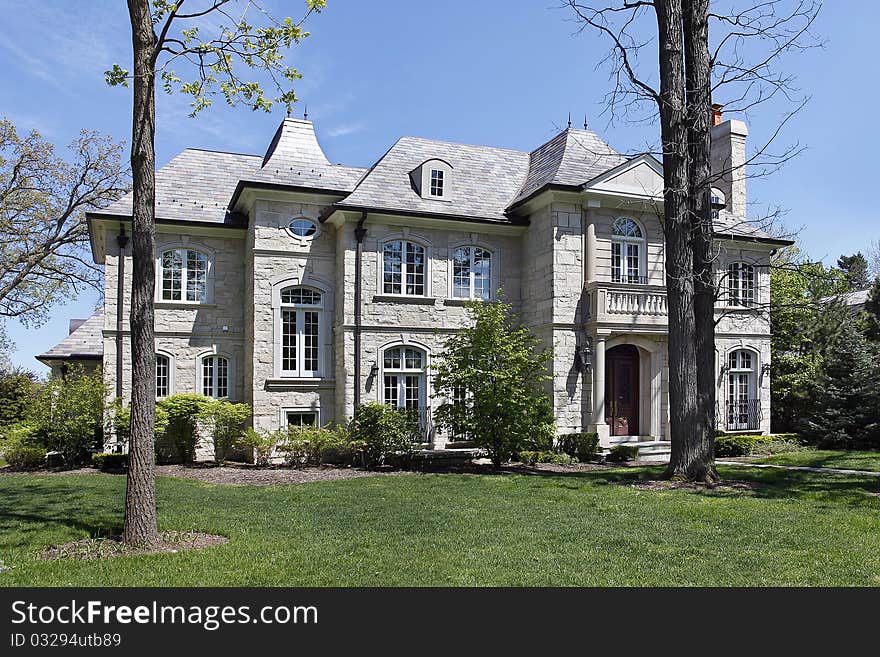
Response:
326,123,364,138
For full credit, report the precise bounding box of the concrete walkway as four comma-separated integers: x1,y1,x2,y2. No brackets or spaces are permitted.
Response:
717,460,880,477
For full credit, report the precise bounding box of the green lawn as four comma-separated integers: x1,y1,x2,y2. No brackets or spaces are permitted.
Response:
747,450,880,473
1,466,879,586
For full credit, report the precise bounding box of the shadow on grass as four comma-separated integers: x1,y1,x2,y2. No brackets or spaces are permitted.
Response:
0,477,123,546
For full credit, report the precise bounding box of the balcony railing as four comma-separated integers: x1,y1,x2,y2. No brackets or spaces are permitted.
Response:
583,282,668,324
606,289,668,316
719,399,761,432
611,273,649,285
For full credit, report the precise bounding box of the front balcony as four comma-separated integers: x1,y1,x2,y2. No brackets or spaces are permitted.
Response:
583,281,668,328
718,399,762,432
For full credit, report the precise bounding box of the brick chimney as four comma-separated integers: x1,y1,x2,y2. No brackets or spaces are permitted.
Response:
710,113,748,217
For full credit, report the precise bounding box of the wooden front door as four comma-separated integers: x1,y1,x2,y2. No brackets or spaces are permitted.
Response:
605,345,640,436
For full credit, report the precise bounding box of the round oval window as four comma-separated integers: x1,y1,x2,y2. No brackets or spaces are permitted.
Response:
288,218,318,238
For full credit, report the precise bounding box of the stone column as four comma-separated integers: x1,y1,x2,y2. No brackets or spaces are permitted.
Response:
590,336,610,445
585,219,597,283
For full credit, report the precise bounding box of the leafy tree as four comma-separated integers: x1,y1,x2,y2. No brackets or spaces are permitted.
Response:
433,298,554,468
836,252,870,291
35,365,106,466
799,322,880,449
0,119,127,327
0,367,41,428
107,0,326,547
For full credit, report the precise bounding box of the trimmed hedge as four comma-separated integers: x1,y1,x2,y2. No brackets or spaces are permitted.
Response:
714,434,771,457
4,446,45,469
606,444,639,462
91,452,128,471
519,450,579,466
556,432,600,462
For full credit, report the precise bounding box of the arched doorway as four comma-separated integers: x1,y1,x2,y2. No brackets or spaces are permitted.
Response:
605,344,640,436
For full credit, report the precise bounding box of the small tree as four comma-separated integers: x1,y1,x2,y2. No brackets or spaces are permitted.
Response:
36,365,106,466
0,367,41,428
836,253,871,291
433,298,554,468
861,277,880,342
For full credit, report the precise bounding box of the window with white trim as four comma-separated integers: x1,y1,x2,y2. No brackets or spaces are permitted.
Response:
452,246,492,300
287,217,319,239
284,410,319,428
727,350,757,430
160,248,208,302
156,354,170,398
279,287,323,377
611,217,645,284
727,263,756,307
383,240,426,296
429,169,445,197
202,355,229,399
382,346,426,412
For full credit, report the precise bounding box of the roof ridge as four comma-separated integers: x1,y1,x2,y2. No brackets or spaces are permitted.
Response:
182,147,263,158
398,135,529,156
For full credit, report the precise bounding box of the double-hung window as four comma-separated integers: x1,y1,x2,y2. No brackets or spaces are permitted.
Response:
452,246,492,300
160,248,208,302
383,240,426,296
727,263,756,307
279,287,322,377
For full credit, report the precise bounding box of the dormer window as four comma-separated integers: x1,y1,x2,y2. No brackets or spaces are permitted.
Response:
411,159,452,200
430,169,445,197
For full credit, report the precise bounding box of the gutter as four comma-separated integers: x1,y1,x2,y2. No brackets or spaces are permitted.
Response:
115,227,129,400
353,212,368,410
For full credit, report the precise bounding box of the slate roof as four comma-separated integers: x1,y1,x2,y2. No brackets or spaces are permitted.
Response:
713,211,789,243
335,136,531,223
513,128,629,204
37,309,104,361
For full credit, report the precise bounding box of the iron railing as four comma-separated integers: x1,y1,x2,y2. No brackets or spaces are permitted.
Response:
611,273,649,285
719,399,761,431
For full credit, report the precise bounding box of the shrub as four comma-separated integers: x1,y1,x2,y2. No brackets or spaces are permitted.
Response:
519,450,578,466
238,428,284,466
1,421,42,449
714,434,772,457
0,368,40,428
198,399,251,463
156,394,209,464
284,424,353,466
34,365,105,466
348,403,418,467
557,432,600,462
607,444,639,462
110,400,169,453
5,445,45,469
91,452,128,471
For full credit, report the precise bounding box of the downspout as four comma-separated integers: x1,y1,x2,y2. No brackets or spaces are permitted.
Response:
115,226,129,400
353,212,368,410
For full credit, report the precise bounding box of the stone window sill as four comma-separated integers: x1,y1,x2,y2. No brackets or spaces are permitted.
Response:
443,298,490,306
154,301,216,309
372,295,436,305
264,378,335,391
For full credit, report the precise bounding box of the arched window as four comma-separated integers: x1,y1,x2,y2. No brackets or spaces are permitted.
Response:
202,355,229,399
279,287,323,377
452,246,492,300
382,346,426,412
727,263,756,306
383,240,426,296
726,349,758,430
160,248,208,302
156,353,171,398
611,217,646,284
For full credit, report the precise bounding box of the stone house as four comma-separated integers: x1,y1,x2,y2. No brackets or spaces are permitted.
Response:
40,110,791,454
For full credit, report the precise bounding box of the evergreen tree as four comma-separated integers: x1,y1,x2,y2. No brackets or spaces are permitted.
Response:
837,252,870,291
861,277,880,341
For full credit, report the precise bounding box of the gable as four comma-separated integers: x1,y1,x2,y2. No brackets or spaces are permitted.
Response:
585,157,664,199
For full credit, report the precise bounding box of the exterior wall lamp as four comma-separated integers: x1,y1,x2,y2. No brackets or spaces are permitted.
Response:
575,340,593,372
369,362,379,378
762,362,771,375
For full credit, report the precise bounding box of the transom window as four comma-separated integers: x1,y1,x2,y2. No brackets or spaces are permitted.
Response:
382,347,426,412
156,354,170,398
287,218,318,238
430,169,445,197
202,355,229,399
383,240,426,296
279,286,323,377
611,218,646,284
452,246,492,300
160,248,208,302
727,263,756,306
727,350,758,431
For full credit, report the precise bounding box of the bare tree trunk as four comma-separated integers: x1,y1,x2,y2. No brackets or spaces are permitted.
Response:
122,0,159,548
656,0,701,481
682,0,718,482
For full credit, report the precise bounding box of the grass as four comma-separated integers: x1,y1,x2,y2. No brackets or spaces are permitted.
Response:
1,466,879,586
748,449,880,473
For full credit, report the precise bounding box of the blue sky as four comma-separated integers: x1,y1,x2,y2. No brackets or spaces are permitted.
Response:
1,1,877,373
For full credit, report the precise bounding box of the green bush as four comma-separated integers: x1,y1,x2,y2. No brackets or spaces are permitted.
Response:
607,444,639,462
110,400,169,452
519,450,578,466
199,399,251,463
348,403,419,467
237,428,284,466
156,394,209,464
91,452,128,471
557,432,600,462
1,421,42,449
5,445,45,469
285,424,353,465
714,434,772,457
0,368,40,428
34,365,105,466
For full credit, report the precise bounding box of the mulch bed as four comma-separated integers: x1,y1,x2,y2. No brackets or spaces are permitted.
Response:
621,478,763,492
40,531,228,561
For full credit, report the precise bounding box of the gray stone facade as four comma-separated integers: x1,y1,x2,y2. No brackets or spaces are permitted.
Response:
60,114,789,452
